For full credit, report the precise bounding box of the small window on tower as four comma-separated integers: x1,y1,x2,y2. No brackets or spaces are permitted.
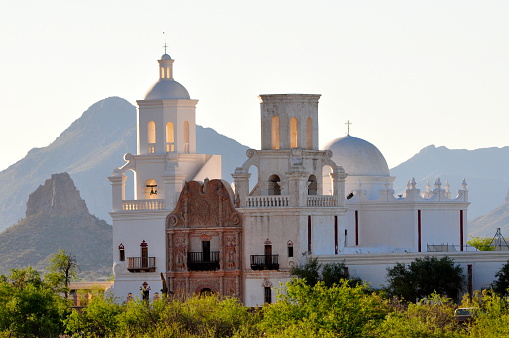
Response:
287,240,294,258
119,243,125,261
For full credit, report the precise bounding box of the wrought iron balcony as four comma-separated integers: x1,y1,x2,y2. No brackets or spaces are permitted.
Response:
127,257,156,272
187,251,220,271
250,255,279,270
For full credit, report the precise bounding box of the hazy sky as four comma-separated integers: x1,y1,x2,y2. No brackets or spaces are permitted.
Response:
1,1,508,172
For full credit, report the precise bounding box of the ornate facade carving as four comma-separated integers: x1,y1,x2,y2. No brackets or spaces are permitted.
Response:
166,179,243,299
166,179,243,229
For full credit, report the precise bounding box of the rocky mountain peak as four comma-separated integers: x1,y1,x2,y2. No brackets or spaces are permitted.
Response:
25,172,89,218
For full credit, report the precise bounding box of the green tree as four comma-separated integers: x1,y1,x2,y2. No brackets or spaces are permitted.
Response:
492,259,509,295
45,249,80,299
377,293,465,337
290,257,361,288
0,267,68,337
260,279,389,337
467,236,494,251
386,256,464,302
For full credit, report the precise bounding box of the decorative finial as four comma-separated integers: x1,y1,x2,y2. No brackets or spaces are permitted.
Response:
163,32,168,54
345,120,352,136
410,177,417,190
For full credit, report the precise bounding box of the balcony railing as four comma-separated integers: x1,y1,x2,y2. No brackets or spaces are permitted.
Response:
148,143,156,153
187,251,220,271
250,255,279,270
245,196,289,208
307,195,337,207
127,257,156,272
122,199,165,211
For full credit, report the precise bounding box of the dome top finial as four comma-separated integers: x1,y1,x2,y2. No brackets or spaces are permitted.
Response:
345,120,352,136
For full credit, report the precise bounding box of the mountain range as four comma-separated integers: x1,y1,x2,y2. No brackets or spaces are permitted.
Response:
0,97,249,232
0,96,507,238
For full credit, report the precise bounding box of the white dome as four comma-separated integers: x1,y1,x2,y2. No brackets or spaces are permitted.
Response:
324,135,390,176
144,80,190,100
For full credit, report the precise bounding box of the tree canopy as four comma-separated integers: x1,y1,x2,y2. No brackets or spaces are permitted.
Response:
290,257,361,288
492,259,509,295
45,249,80,299
386,256,464,302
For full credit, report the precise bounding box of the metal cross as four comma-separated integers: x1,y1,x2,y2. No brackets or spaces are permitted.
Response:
345,120,352,135
163,32,167,54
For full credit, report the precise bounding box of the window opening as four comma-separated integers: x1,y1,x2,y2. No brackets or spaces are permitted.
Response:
202,241,211,262
306,117,313,149
166,122,175,152
308,175,317,195
119,243,125,261
268,175,281,195
264,287,272,304
290,117,298,148
271,116,280,149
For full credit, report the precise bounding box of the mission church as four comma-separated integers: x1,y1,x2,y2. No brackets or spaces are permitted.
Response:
109,52,506,306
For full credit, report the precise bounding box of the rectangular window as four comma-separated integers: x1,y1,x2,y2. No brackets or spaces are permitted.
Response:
202,241,211,261
288,246,293,258
264,287,272,304
308,215,312,253
119,249,125,262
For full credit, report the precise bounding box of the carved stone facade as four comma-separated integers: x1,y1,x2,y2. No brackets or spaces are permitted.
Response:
165,179,243,297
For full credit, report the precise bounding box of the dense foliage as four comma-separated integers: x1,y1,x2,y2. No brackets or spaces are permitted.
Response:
467,236,494,251
290,257,361,288
7,255,509,337
0,267,69,337
386,256,465,302
492,259,509,295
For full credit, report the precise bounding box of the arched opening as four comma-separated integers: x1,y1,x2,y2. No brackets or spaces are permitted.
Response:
145,179,158,199
290,117,298,148
160,67,165,79
147,121,156,153
166,122,175,152
199,288,214,296
184,121,190,153
308,174,318,195
306,117,313,149
322,166,333,195
125,169,136,200
166,67,171,79
268,175,281,195
271,116,280,150
248,164,259,195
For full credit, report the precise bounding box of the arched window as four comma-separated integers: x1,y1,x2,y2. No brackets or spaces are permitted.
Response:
184,121,190,153
306,117,313,149
290,117,298,148
166,122,175,152
160,67,165,79
145,179,158,199
308,174,317,195
147,121,156,153
268,175,281,195
271,116,280,150
166,67,171,79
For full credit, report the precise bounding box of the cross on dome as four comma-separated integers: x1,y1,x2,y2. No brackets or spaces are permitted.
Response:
345,120,352,136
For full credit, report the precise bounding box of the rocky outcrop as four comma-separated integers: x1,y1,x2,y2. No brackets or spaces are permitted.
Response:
26,173,89,218
0,173,112,280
